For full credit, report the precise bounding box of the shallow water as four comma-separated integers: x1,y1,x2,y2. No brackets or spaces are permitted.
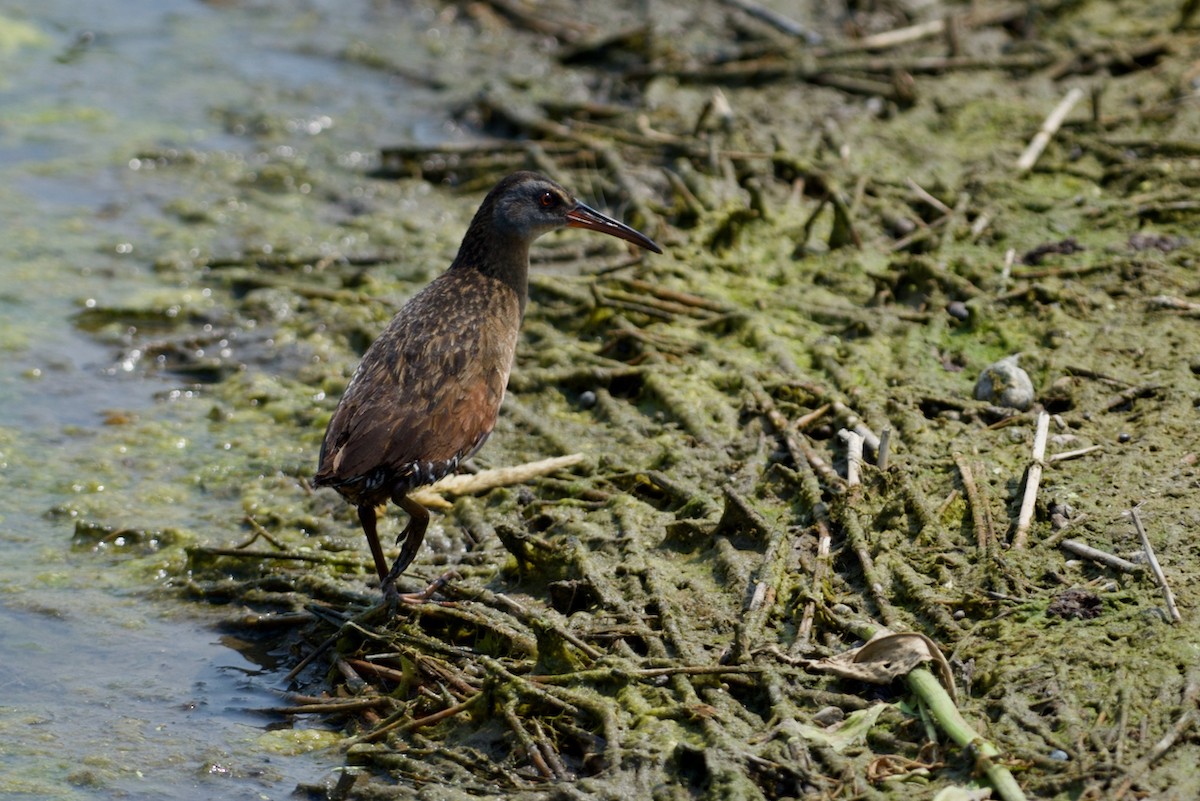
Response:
0,0,448,795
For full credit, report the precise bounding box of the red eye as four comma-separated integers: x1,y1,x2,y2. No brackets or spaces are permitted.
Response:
540,191,554,207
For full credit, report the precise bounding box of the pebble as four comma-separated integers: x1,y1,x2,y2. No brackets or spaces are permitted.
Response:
974,354,1035,411
946,300,970,321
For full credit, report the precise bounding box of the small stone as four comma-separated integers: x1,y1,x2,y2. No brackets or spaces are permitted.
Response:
974,354,1035,411
1118,432,1132,443
578,390,597,409
946,300,970,321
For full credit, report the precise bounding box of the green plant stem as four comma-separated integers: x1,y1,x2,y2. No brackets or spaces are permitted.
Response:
906,667,1028,801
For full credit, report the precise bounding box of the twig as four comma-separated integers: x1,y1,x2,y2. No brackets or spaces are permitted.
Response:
749,378,846,491
351,693,482,746
832,3,1032,54
409,453,586,509
850,18,945,51
334,653,369,694
954,453,995,551
283,604,386,684
999,247,1016,292
1130,507,1181,623
831,401,882,454
1016,87,1085,174
235,515,287,550
877,428,891,471
502,692,557,780
443,583,604,660
529,663,770,685
1059,539,1140,573
1104,383,1161,412
906,177,953,216
837,503,900,629
1011,411,1050,549
719,0,820,42
266,696,389,715
839,429,865,487
1048,444,1103,463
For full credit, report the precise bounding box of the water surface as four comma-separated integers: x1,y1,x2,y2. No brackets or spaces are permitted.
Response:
0,1,447,795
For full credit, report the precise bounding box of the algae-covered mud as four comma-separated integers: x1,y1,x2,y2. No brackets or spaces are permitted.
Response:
12,0,1200,799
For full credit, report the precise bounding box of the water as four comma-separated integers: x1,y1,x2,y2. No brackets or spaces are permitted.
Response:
0,1,449,795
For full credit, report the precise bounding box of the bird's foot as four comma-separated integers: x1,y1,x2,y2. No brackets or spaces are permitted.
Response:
381,569,458,607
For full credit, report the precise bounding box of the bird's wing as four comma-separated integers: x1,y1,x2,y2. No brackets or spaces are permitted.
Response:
316,272,521,489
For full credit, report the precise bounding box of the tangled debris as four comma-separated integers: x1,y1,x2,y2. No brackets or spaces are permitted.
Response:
73,1,1200,799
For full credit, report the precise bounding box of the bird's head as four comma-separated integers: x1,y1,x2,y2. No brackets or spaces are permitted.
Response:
489,172,662,253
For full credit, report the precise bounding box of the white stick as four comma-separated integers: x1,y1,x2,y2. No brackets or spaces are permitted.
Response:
839,429,865,487
410,453,586,510
1016,87,1084,174
1012,411,1050,548
1049,445,1103,463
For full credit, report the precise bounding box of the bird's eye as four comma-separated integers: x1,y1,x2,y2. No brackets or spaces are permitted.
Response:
539,191,555,208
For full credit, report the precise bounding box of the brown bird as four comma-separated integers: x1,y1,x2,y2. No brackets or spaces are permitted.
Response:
313,171,661,600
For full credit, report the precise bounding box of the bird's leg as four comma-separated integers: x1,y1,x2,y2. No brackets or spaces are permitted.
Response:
392,494,430,573
357,503,391,585
380,493,436,603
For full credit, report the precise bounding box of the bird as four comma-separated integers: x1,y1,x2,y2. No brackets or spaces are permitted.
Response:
313,171,662,601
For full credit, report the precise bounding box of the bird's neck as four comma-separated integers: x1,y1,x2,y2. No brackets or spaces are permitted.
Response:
450,223,530,317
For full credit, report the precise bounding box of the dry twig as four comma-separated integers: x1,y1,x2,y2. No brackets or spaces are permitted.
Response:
1130,507,1181,623
839,429,865,487
1016,87,1085,174
409,453,586,509
1059,539,1140,573
1012,411,1050,549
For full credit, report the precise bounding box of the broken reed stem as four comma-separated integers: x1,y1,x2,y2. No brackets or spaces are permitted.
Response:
1011,411,1050,549
795,518,832,652
877,427,891,471
1130,507,1181,623
839,429,865,486
1059,539,1140,573
748,376,846,491
1048,444,1103,463
830,400,881,454
954,453,994,551
1016,86,1084,174
409,453,586,509
906,668,1029,801
502,694,557,780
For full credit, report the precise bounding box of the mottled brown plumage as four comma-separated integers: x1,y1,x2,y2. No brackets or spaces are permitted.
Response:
313,172,661,600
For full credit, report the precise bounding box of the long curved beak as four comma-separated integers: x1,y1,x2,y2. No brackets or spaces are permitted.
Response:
567,201,663,254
